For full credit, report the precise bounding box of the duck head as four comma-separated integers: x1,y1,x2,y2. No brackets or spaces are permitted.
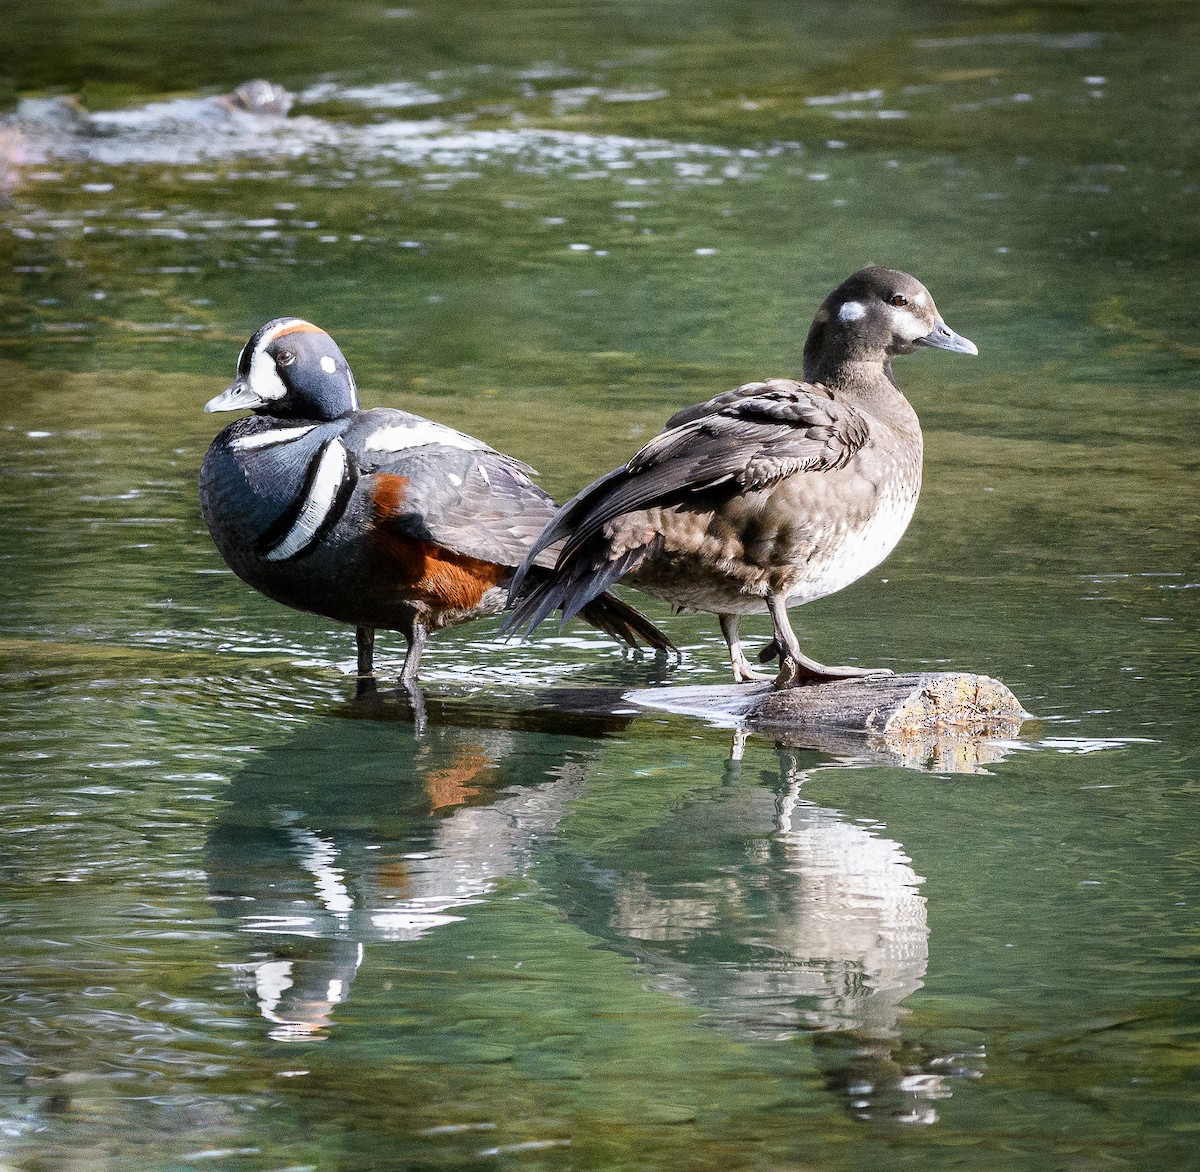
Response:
803,266,977,378
205,318,358,421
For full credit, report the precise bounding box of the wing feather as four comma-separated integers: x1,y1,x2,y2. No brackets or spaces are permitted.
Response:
510,380,870,602
346,408,556,569
556,383,870,557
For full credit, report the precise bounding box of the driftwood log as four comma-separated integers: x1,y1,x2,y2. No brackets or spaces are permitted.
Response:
626,672,1027,772
5,636,1026,772
627,672,1023,734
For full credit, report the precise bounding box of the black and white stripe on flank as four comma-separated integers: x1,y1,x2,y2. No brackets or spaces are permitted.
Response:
261,437,351,562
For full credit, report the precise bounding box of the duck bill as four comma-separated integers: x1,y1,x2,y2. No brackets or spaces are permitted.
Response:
204,379,266,413
917,319,978,355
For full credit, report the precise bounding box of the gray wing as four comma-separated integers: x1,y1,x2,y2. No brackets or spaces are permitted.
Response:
347,409,559,569
555,383,870,556
660,377,828,430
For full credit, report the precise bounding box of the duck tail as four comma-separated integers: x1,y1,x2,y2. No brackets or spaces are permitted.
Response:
503,541,663,645
578,590,676,653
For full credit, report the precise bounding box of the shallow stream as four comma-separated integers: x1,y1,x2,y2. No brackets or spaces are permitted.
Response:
2,2,1198,1168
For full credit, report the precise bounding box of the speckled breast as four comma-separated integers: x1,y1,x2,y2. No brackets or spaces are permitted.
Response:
627,435,922,616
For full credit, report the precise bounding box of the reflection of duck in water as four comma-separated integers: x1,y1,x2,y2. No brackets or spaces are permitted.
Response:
556,749,982,1123
205,713,599,1041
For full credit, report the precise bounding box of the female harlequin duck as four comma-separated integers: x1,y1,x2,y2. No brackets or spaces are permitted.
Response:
200,319,672,683
507,267,977,689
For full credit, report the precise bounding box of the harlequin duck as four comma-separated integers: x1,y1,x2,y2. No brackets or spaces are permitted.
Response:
200,318,673,683
507,267,977,688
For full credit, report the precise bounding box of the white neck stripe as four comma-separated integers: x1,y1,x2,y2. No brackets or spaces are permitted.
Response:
230,424,318,451
263,438,349,561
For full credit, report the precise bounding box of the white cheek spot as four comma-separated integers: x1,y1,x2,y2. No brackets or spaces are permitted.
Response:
838,300,866,322
248,346,288,402
320,355,337,374
887,304,930,342
447,472,463,487
364,421,486,453
913,290,928,307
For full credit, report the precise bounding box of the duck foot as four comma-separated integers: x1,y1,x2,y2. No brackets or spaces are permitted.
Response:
735,667,775,683
773,651,893,690
721,613,776,683
732,652,773,683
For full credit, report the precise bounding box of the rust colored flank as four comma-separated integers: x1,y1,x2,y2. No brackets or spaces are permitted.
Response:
370,473,509,611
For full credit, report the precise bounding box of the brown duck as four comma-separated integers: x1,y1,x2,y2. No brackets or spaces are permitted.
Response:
507,266,977,688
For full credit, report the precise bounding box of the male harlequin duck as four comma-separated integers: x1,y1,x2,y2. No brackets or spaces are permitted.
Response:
200,319,673,683
507,267,977,689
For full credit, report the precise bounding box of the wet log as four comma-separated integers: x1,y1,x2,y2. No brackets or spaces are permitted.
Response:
628,672,1021,734
626,672,1027,771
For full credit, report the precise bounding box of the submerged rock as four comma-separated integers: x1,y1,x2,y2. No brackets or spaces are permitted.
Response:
1,80,313,166
0,124,32,197
215,79,295,118
0,76,746,174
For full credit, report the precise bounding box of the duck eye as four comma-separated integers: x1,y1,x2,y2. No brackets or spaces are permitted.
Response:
276,350,296,367
889,294,909,308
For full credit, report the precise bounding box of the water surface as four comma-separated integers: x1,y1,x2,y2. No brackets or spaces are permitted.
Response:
2,1,1199,1168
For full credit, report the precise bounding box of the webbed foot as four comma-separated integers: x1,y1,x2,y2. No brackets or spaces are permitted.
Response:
773,651,893,690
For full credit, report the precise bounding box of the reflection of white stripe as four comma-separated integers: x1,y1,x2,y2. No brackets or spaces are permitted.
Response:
290,826,354,916
263,438,348,562
254,960,294,1017
241,915,320,935
230,424,318,451
364,420,484,453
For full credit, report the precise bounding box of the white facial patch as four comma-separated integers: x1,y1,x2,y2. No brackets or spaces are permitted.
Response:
247,343,288,403
320,355,337,374
886,304,931,343
838,300,866,322
263,437,349,561
230,424,318,451
363,420,486,453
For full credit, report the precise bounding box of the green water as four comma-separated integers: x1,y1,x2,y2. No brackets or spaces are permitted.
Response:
2,1,1199,1168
